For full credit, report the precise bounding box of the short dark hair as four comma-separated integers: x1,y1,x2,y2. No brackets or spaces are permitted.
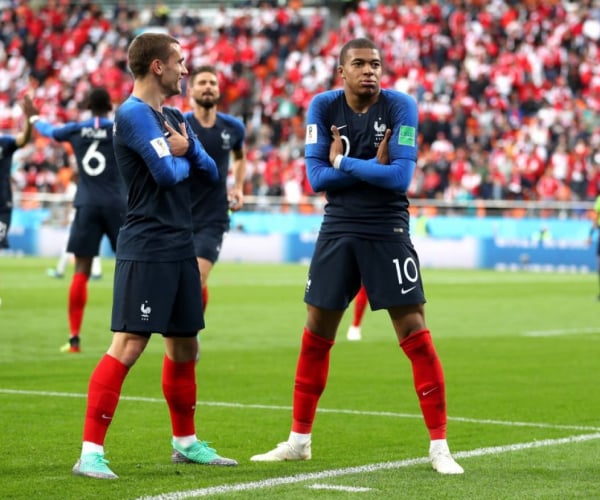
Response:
86,87,112,114
188,65,217,85
127,32,180,78
339,38,379,66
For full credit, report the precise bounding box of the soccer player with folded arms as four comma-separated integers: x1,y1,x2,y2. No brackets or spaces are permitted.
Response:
251,37,463,475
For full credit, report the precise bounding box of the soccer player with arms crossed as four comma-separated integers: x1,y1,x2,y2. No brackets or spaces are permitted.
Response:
185,65,246,312
251,37,463,474
34,88,126,353
72,33,237,480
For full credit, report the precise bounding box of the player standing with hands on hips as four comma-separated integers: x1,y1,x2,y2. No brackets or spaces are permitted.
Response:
185,65,247,313
72,33,237,480
251,38,463,475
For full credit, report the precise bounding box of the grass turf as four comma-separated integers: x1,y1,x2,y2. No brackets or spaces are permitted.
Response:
0,257,599,499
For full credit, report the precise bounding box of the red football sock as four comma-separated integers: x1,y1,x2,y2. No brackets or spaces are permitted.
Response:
202,285,209,313
400,329,447,440
68,272,88,336
292,327,335,434
83,354,129,444
162,356,197,437
352,286,368,327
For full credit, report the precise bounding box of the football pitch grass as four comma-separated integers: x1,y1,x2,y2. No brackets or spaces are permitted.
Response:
1,256,599,499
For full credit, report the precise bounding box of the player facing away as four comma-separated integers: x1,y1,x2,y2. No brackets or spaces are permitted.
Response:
185,65,247,313
72,33,237,480
251,38,463,474
346,284,368,341
34,88,126,353
0,94,38,250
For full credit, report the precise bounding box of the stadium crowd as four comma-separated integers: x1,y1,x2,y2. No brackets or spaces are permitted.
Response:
2,0,600,208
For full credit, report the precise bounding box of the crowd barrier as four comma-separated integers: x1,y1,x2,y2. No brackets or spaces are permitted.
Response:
6,209,596,272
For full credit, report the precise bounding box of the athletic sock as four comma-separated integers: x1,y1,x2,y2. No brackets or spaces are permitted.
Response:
83,354,129,445
352,286,368,327
291,327,334,434
400,329,447,440
162,356,197,437
202,285,209,313
68,272,88,336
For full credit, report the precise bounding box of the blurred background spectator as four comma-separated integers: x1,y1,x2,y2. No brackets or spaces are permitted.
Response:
2,0,600,209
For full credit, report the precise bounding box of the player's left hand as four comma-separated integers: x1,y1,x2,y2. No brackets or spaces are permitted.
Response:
165,121,190,156
376,128,392,164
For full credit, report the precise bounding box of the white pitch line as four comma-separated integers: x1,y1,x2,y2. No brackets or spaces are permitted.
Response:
308,484,373,492
1,388,599,432
523,327,600,337
136,433,600,500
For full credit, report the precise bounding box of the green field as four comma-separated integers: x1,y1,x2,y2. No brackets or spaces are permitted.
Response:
1,257,599,499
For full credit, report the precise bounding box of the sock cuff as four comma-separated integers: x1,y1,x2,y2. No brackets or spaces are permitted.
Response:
303,327,335,348
399,328,431,350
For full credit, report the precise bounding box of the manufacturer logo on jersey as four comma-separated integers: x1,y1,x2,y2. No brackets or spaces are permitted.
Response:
140,301,152,321
305,124,317,144
398,125,416,147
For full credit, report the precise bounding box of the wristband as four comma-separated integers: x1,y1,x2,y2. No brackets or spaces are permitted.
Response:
29,115,40,124
333,154,344,169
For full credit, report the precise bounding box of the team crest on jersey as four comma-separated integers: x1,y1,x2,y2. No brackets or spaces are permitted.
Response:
150,136,171,158
305,124,317,144
374,120,387,147
221,130,231,150
398,125,416,147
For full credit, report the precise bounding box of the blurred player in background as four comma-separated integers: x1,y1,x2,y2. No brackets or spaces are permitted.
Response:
346,284,368,341
0,95,38,250
588,193,600,299
185,65,246,313
251,38,463,475
72,33,236,480
34,87,126,353
47,171,103,280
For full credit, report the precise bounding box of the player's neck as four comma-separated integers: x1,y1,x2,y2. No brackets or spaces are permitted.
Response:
193,106,216,127
344,93,379,114
132,82,168,112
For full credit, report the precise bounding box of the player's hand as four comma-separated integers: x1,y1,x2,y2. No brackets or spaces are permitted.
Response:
329,125,344,165
21,94,39,118
376,128,392,164
228,188,244,211
165,121,190,157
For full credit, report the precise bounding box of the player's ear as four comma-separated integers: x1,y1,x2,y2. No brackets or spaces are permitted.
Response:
151,59,163,75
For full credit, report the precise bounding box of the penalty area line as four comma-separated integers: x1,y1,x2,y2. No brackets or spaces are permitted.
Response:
136,432,600,500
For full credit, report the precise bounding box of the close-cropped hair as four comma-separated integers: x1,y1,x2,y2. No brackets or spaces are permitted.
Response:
339,37,379,66
188,65,218,85
128,32,180,78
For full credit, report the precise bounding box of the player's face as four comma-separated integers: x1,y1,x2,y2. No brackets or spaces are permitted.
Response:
189,71,220,109
339,48,382,98
159,43,188,97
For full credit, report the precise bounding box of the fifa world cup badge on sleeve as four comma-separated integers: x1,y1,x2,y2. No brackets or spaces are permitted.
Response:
305,124,317,144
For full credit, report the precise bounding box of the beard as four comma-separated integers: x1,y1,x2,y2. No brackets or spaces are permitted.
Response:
194,96,217,110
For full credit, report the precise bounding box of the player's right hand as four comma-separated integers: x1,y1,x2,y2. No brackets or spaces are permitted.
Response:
376,128,392,164
329,125,344,165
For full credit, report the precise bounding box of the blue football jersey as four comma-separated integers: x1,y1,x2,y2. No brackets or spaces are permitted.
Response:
304,88,418,239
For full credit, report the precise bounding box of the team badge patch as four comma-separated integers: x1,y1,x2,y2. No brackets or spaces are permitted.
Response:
305,124,317,144
398,126,416,147
150,137,171,158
